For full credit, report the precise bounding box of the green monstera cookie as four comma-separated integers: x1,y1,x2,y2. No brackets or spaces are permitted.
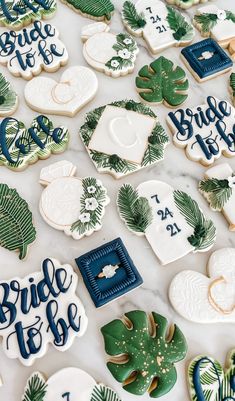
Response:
101,310,187,397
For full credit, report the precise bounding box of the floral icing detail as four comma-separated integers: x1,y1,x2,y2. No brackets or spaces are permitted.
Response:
79,212,91,223
85,197,99,211
105,34,138,71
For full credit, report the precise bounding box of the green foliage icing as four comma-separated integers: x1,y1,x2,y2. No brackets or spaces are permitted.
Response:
105,33,138,71
91,384,122,401
117,183,153,233
0,73,17,115
0,184,36,259
188,350,235,401
194,10,235,34
199,178,232,210
101,310,187,397
63,0,114,20
122,1,146,31
230,73,235,99
173,190,216,251
136,56,189,106
166,5,194,41
22,373,47,401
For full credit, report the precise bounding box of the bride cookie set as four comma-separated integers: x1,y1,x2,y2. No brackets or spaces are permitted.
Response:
0,0,235,400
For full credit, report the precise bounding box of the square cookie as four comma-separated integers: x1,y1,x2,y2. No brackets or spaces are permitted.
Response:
181,38,233,82
75,238,143,307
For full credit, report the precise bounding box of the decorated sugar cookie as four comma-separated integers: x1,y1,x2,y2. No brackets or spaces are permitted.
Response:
0,73,18,116
39,160,110,239
81,22,139,78
101,310,187,397
61,0,114,23
122,0,194,54
76,238,143,307
0,184,36,259
136,56,189,107
199,163,235,231
0,115,69,171
166,0,211,10
0,0,56,29
188,350,235,401
117,181,216,265
0,258,87,365
79,100,168,179
230,73,235,105
0,21,68,80
169,248,235,323
181,38,233,82
25,66,98,117
22,368,121,401
167,96,235,166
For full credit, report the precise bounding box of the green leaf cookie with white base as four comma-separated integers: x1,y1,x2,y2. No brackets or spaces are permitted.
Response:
22,368,122,401
122,0,194,54
61,0,114,22
136,56,189,107
79,99,168,179
101,310,187,397
0,184,36,259
166,0,211,10
117,181,216,265
230,73,235,105
188,349,235,401
0,73,18,116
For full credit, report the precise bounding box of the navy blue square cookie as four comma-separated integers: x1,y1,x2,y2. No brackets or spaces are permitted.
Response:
75,238,143,308
181,38,232,82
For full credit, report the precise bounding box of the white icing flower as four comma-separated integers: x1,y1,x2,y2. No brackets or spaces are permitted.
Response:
111,59,119,68
87,185,96,194
102,264,118,278
227,176,235,188
217,9,226,20
79,212,90,223
201,51,214,60
118,49,131,59
123,38,132,45
85,197,98,211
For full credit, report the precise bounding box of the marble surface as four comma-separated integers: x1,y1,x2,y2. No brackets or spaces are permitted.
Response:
0,0,235,400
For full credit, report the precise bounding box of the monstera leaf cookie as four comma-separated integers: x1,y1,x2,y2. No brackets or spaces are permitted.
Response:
101,310,187,397
136,56,189,107
122,0,194,54
0,184,36,259
0,115,69,171
117,181,216,265
22,368,122,401
188,349,235,401
39,160,110,239
61,0,114,23
0,73,18,116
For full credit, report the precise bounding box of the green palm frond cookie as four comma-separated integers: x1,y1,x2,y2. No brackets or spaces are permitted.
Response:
0,183,36,259
0,73,18,116
101,310,187,397
61,0,114,22
193,7,235,39
136,56,189,107
22,372,47,401
230,73,235,105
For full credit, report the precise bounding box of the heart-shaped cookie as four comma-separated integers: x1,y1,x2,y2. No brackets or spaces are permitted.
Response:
24,66,98,117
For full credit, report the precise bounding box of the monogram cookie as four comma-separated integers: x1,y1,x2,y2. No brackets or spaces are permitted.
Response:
61,0,114,23
0,73,18,116
0,258,88,365
25,66,98,117
117,180,216,265
0,115,69,171
81,22,139,78
0,20,68,80
39,160,110,239
167,96,235,166
122,0,194,54
79,99,168,179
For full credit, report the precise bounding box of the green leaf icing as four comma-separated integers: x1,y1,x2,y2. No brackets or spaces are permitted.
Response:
0,0,56,29
230,73,235,103
105,33,138,72
166,5,194,41
166,0,207,10
101,310,187,397
91,384,122,401
136,56,189,106
22,372,47,401
0,73,18,116
122,1,146,30
199,178,232,210
62,0,114,21
0,184,36,259
194,10,235,34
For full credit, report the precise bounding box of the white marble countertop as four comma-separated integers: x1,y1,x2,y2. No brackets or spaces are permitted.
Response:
0,0,235,400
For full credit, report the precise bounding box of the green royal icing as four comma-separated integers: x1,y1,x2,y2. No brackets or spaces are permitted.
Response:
166,0,209,9
194,10,235,35
199,177,232,210
0,184,36,260
62,0,114,21
0,73,18,116
101,310,187,397
136,56,189,107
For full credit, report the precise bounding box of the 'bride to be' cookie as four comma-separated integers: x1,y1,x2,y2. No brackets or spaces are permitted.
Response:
0,258,88,365
167,96,235,166
39,160,110,239
117,180,216,265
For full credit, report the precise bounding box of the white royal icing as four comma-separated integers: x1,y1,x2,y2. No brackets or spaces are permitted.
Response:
196,5,235,42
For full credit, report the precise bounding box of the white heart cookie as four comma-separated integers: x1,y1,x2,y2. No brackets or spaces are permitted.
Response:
25,66,98,117
169,248,235,323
